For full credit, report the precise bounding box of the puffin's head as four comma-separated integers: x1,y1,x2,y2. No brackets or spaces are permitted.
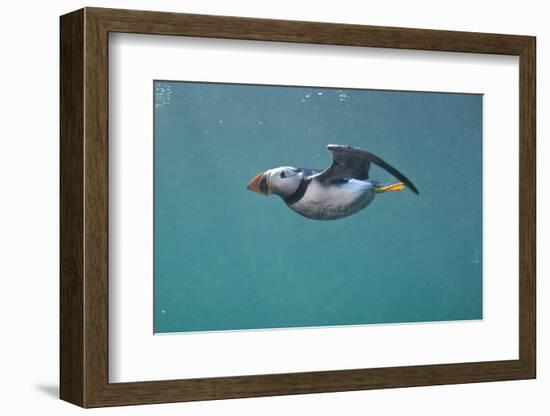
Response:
247,167,303,198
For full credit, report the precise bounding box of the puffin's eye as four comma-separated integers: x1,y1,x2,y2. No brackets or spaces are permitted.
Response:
280,171,286,179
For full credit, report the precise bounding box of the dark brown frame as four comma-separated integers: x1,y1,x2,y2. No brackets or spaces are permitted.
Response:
60,7,536,408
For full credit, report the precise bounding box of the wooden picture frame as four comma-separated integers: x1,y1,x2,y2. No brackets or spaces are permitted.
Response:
60,7,536,408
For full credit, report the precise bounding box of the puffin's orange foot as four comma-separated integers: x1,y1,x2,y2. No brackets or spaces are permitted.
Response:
374,182,405,193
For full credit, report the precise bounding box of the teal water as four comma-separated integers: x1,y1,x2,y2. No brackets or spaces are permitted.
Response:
154,81,482,333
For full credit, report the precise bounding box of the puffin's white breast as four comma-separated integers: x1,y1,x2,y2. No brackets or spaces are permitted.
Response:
289,179,375,220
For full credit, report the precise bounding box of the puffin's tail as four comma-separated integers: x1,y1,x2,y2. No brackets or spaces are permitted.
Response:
367,152,419,195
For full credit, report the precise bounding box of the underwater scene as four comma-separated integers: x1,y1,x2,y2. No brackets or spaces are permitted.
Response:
154,80,482,333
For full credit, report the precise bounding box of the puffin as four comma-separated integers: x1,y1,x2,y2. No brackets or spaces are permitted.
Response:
246,144,418,220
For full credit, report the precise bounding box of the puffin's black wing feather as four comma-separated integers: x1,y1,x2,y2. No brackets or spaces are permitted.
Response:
312,144,419,194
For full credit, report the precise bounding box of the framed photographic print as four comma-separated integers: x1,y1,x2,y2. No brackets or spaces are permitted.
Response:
60,7,536,408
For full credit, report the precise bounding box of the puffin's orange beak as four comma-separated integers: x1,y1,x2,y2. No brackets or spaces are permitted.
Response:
246,171,270,195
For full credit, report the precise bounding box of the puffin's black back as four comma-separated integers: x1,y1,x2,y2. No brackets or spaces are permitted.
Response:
313,145,419,194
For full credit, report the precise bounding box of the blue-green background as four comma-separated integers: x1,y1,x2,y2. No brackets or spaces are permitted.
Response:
154,81,482,333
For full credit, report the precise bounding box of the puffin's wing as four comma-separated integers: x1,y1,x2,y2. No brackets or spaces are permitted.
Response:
312,144,419,194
